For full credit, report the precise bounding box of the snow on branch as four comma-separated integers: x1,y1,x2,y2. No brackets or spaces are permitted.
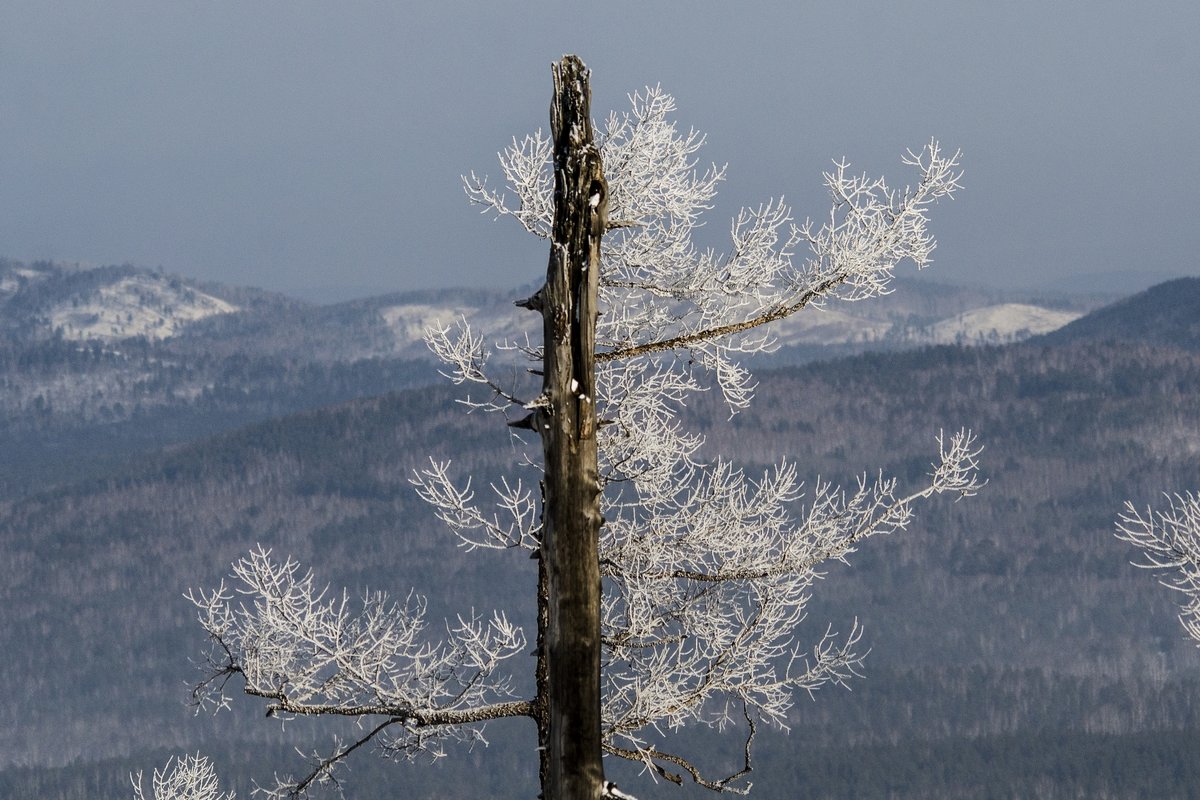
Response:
463,131,554,238
379,76,969,796
594,430,981,785
595,356,705,499
600,86,725,229
801,139,962,300
423,316,526,412
187,547,530,784
451,86,962,418
410,459,540,551
596,139,963,392
131,754,233,800
1116,491,1200,643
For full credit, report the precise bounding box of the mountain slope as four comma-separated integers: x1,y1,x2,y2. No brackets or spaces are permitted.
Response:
918,302,1082,345
0,257,1107,501
1,257,1101,361
47,273,238,341
1,266,1194,797
0,259,297,341
1039,276,1200,350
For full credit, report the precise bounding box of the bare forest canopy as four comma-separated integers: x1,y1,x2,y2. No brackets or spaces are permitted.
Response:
2,276,1200,797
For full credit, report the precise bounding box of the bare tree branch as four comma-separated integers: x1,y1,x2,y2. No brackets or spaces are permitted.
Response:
596,275,846,363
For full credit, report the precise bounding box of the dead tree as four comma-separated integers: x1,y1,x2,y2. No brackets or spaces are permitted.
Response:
530,54,608,800
183,55,981,800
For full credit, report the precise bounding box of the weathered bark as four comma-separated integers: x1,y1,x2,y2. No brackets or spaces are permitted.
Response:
531,55,608,800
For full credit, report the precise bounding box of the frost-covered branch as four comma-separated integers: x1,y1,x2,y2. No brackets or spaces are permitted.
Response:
423,316,528,412
131,754,233,800
594,431,980,776
595,140,961,398
464,86,960,413
186,547,531,796
803,140,963,300
603,718,755,794
463,132,555,238
445,82,974,794
1116,491,1200,643
189,547,528,719
410,459,540,551
609,429,982,586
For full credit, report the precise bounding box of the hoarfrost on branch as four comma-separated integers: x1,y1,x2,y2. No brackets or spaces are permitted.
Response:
187,80,978,796
1116,492,1200,643
464,84,976,790
187,547,529,796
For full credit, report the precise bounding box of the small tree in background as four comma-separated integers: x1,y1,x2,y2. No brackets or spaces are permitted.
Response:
1116,492,1200,643
132,754,234,800
176,56,981,800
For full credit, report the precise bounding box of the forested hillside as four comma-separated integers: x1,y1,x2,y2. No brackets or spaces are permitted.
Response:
4,299,1200,798
1041,276,1200,350
0,259,491,494
0,258,1109,501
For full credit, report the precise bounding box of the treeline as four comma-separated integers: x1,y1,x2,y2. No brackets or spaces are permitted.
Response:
0,340,432,430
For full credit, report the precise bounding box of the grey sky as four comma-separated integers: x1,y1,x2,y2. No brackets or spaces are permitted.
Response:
2,1,1196,298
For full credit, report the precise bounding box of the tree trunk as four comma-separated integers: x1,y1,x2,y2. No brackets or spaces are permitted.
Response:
534,54,608,800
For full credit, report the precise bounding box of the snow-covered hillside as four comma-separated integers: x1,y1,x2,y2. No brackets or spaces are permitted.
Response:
772,306,894,346
0,260,243,343
0,257,1095,365
918,303,1083,345
374,299,1085,355
379,301,531,357
0,266,50,298
48,274,239,341
761,301,1082,351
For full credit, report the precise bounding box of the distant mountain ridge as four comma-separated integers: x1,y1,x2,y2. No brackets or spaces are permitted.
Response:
0,257,1107,444
0,257,1103,358
1039,276,1200,350
0,259,298,341
0,256,1157,499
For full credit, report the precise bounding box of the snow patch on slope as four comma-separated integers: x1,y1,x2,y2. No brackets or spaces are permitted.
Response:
379,300,1081,356
380,302,533,355
736,302,1083,351
379,303,476,342
771,306,893,345
49,275,239,341
921,304,1082,345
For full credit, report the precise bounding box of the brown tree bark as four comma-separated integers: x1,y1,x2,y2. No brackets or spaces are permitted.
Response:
531,54,608,800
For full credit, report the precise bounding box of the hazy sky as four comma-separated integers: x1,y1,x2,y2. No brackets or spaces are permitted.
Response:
2,1,1197,299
